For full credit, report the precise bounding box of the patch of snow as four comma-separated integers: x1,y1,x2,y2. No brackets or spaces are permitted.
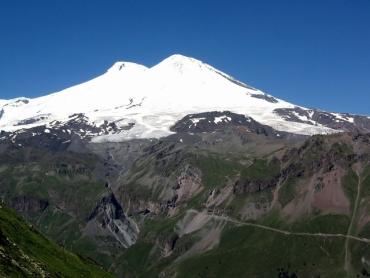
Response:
191,118,206,125
333,113,354,123
291,111,316,125
214,116,231,124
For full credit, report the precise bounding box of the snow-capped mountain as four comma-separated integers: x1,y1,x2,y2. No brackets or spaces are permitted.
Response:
0,54,369,142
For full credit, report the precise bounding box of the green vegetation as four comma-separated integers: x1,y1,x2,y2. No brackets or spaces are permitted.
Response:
259,211,350,235
194,155,280,189
141,216,180,239
184,189,207,210
342,169,359,210
331,142,353,155
361,165,370,197
0,159,106,218
124,212,355,277
0,204,113,277
193,154,243,188
175,224,347,278
0,149,119,273
278,177,298,207
117,217,180,278
240,158,280,180
119,242,155,277
228,189,274,219
349,222,370,276
291,214,350,234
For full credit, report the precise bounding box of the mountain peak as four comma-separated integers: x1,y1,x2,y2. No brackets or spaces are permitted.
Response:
107,55,205,74
165,53,201,62
107,61,148,73
157,54,205,68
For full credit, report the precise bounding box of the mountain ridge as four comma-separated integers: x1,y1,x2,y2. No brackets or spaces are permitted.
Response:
0,54,369,141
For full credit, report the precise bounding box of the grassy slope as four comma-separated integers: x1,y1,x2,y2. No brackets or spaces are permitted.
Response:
0,149,122,270
0,204,114,277
175,224,348,278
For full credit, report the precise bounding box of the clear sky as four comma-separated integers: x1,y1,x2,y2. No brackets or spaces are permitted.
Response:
1,0,369,114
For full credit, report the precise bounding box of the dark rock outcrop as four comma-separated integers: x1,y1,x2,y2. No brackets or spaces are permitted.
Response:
10,196,49,215
250,93,278,103
87,193,139,247
171,111,299,139
274,106,370,132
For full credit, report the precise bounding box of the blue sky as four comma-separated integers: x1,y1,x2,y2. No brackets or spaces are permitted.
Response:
1,0,369,114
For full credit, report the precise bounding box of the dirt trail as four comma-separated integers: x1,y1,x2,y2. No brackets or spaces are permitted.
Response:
188,209,370,245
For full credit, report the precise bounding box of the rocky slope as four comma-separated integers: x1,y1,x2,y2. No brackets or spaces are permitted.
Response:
2,113,370,277
111,130,370,277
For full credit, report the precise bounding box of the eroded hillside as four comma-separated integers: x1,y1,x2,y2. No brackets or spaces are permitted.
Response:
1,121,370,277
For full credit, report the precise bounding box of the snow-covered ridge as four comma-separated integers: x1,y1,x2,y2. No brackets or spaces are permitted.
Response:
0,54,364,141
